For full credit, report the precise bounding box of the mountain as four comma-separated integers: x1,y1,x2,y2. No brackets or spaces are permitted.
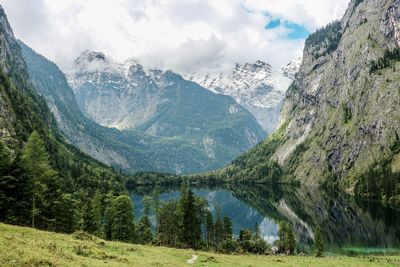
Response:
282,58,302,80
0,5,127,231
226,0,400,204
66,51,266,173
186,61,296,134
17,41,159,172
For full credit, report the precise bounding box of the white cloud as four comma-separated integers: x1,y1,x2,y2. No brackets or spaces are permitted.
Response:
0,0,350,74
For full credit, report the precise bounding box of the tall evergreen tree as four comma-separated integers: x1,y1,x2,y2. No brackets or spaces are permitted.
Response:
0,141,11,175
110,195,135,242
314,226,324,257
180,189,201,248
214,209,224,246
152,185,161,234
205,210,214,246
158,200,180,247
277,221,288,253
285,224,296,255
136,215,153,244
223,216,233,240
143,195,153,217
20,131,59,229
83,190,103,236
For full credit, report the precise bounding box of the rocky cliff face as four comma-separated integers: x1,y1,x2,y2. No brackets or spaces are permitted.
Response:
228,0,400,203
187,61,295,134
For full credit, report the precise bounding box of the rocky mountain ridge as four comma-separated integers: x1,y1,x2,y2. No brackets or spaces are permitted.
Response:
65,50,266,173
186,60,297,134
227,0,400,204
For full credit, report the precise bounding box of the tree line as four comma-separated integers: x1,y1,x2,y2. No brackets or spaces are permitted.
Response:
0,130,326,256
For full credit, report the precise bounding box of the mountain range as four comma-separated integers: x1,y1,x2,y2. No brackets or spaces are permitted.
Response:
20,45,275,174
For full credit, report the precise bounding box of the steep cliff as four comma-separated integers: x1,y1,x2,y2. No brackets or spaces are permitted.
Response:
228,0,400,203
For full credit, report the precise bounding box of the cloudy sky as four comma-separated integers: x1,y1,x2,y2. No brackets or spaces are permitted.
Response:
1,0,350,74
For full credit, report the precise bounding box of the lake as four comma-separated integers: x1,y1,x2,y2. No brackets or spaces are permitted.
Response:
130,184,400,255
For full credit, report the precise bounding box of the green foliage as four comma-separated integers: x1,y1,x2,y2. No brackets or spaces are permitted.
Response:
20,131,60,229
109,195,135,242
314,226,325,257
180,189,202,248
238,227,270,254
205,210,214,246
276,222,296,255
223,217,233,240
370,49,400,73
136,215,153,244
354,158,400,204
343,104,352,124
157,200,180,247
226,123,288,183
306,21,342,56
0,141,11,175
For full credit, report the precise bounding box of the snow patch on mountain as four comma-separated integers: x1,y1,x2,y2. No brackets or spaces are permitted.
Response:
186,59,301,134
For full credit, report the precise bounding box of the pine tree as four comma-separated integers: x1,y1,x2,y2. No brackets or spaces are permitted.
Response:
137,215,153,244
110,195,135,242
223,216,233,240
277,221,288,253
0,141,10,175
239,228,253,252
152,185,161,234
214,208,224,246
20,131,58,229
180,189,201,248
205,210,214,246
314,226,324,257
83,190,103,236
254,222,261,239
158,200,180,247
143,195,153,217
285,224,296,255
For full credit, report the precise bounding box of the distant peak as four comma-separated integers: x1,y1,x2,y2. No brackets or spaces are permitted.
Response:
75,50,108,65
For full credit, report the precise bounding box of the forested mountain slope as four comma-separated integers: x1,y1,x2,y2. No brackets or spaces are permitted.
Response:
226,0,400,204
0,5,126,232
67,50,265,174
17,41,266,174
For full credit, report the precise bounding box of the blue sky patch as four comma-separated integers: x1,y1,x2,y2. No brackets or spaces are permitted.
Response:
265,18,310,39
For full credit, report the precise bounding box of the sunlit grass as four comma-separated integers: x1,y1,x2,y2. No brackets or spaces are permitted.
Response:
1,223,400,267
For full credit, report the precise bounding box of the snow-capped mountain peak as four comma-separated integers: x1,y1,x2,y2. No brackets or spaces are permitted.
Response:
186,60,299,134
282,57,302,80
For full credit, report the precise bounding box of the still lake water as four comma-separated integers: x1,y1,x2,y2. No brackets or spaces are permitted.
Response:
130,184,400,255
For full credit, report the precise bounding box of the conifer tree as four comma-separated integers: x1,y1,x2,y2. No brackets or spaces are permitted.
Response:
205,210,214,246
285,225,296,255
223,216,233,240
180,189,201,248
0,141,10,175
214,208,224,246
158,200,180,247
20,131,58,229
314,226,324,257
137,215,153,244
110,195,135,242
277,221,288,253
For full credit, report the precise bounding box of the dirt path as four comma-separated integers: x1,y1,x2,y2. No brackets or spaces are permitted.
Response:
187,254,198,264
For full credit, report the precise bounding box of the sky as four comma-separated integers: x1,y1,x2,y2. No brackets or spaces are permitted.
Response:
1,0,350,74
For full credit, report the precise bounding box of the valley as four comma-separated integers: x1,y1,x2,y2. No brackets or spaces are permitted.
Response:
1,0,400,265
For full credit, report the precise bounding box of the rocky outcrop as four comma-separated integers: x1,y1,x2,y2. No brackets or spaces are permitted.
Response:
275,0,400,191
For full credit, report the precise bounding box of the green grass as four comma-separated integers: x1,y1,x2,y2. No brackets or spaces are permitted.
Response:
1,224,400,266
